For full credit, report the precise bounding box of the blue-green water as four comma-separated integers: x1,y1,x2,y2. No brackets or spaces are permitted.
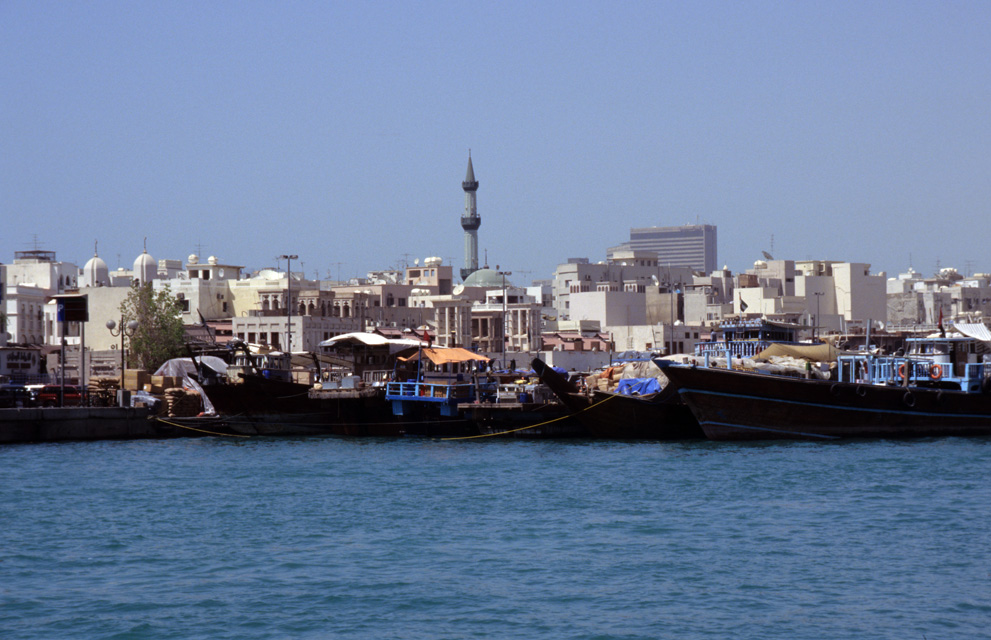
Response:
2,436,990,639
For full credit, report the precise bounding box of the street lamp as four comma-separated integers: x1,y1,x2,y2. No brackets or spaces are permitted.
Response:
107,316,139,404
813,291,824,342
278,254,298,354
499,270,512,356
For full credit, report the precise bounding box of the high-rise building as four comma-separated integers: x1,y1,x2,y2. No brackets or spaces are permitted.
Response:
460,153,481,282
608,224,717,273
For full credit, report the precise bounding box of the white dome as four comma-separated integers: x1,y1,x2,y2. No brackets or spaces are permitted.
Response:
208,256,218,265
133,250,156,284
82,254,110,287
188,254,199,265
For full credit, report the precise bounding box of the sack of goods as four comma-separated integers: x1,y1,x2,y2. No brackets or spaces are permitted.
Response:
164,388,203,418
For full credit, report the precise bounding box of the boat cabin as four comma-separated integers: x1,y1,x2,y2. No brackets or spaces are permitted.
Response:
696,319,804,359
838,332,991,393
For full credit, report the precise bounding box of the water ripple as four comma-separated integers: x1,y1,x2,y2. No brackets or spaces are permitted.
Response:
3,437,991,639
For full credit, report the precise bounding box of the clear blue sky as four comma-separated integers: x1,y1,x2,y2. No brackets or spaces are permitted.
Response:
3,1,989,284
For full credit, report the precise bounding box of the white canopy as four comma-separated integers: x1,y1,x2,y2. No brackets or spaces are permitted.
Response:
319,332,426,352
951,322,991,343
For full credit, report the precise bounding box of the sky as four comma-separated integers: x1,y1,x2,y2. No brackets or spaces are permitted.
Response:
2,1,990,285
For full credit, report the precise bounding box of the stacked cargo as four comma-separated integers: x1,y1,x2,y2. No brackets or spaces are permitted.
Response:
164,388,203,417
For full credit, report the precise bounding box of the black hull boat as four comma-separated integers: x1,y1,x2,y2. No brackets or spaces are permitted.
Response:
202,374,401,437
532,358,702,440
467,400,585,438
656,362,991,441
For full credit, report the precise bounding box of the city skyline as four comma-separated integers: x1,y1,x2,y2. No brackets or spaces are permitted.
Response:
3,2,990,282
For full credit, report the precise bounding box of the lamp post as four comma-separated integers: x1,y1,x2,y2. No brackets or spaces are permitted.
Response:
107,316,139,404
499,270,512,357
813,291,824,342
278,254,298,354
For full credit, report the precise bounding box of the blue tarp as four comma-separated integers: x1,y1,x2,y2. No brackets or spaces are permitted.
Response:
615,377,662,396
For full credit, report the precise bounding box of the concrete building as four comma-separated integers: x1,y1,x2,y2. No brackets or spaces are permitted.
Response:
793,261,887,333
683,266,736,326
161,254,245,323
3,250,79,345
552,253,695,321
608,224,717,274
886,267,991,330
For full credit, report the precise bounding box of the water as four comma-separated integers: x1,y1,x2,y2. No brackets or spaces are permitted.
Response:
2,435,990,640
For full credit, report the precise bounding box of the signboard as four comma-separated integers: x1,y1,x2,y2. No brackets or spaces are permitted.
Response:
54,295,88,323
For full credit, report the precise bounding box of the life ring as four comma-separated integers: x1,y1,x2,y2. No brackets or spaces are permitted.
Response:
903,391,916,407
898,363,907,380
929,364,943,380
856,385,868,397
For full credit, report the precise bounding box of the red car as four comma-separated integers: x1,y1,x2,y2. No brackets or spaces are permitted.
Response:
37,385,83,407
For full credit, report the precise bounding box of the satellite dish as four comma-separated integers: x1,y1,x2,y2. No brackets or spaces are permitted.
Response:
414,258,419,266
762,250,774,260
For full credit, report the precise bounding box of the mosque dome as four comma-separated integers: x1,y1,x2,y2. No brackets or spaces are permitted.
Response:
82,253,110,287
463,268,512,288
133,249,156,284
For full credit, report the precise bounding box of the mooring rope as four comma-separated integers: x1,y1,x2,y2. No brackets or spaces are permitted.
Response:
440,393,619,440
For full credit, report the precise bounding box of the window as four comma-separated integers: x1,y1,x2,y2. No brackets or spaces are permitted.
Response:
248,332,256,343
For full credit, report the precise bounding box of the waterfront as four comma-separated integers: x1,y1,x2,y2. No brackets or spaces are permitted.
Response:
2,435,990,639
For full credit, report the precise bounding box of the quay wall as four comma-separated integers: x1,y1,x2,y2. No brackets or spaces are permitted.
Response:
0,407,165,445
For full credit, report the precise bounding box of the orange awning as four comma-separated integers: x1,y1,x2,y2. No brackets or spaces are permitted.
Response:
398,347,491,365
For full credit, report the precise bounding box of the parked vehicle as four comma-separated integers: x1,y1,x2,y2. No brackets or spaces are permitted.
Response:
37,385,83,407
0,384,32,408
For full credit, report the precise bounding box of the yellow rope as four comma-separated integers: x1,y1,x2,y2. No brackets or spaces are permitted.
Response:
440,393,619,440
154,417,251,438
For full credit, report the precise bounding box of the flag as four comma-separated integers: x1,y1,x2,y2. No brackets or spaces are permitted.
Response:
938,306,945,338
422,328,432,347
739,296,748,312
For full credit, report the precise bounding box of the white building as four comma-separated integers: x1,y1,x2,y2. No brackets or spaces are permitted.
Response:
2,250,79,345
552,252,695,321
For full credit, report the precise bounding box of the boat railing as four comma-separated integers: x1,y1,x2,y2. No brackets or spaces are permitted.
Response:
696,341,763,358
696,339,809,359
385,379,497,403
839,354,991,392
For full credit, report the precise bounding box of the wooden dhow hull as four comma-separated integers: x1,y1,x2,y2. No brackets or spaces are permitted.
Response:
532,358,702,440
659,364,991,441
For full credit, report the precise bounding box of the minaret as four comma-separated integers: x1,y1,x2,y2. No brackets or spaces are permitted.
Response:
460,151,481,281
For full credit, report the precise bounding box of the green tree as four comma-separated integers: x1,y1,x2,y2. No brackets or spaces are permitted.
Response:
119,282,186,371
